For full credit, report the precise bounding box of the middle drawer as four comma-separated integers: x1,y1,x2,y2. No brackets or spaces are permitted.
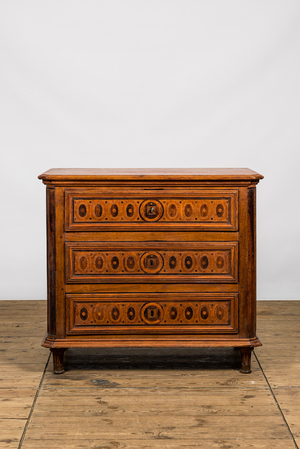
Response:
65,241,238,284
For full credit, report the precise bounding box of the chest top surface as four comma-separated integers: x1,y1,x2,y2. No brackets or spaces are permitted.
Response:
38,168,263,184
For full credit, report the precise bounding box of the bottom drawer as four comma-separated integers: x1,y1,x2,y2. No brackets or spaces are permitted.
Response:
66,293,238,335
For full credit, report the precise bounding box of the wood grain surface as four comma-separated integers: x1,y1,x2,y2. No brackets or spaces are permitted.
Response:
38,167,264,182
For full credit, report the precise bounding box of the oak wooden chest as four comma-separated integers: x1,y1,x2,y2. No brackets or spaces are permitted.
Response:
38,168,263,374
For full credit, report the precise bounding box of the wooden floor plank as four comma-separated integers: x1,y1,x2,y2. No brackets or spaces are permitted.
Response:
0,364,46,389
24,415,290,440
42,364,267,390
0,389,36,418
0,419,26,446
258,369,300,388
32,404,280,418
255,347,300,358
37,387,275,405
33,387,280,417
0,323,45,337
0,442,20,449
273,388,300,409
21,438,297,449
0,335,49,364
0,348,48,365
257,301,300,319
0,337,46,348
272,388,300,441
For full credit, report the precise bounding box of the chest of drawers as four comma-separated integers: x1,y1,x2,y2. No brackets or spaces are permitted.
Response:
38,168,263,374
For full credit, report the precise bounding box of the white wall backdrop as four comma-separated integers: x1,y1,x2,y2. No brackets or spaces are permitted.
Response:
0,1,299,299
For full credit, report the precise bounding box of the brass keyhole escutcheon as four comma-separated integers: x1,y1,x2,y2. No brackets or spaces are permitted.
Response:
147,203,156,217
144,254,158,269
141,303,164,325
140,200,163,222
140,252,164,274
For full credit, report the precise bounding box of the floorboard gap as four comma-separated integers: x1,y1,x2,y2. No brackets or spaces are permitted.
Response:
254,351,299,449
18,353,50,449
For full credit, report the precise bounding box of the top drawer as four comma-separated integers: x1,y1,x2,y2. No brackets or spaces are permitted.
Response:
65,189,238,232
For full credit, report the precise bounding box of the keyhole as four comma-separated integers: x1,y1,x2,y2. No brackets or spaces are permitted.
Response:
150,309,154,317
150,259,153,266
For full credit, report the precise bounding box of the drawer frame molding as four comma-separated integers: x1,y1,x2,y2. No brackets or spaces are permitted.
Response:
66,293,239,335
65,189,239,231
66,241,238,283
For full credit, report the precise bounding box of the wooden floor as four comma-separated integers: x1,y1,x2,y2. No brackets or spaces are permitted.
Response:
0,301,299,449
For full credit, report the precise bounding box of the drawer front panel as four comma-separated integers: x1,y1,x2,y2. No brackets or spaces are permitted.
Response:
66,293,238,335
65,189,238,231
66,242,238,283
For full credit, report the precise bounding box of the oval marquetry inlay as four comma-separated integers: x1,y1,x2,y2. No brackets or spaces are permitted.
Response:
111,256,119,270
200,204,208,217
200,255,209,269
216,204,224,217
126,204,134,217
184,204,193,217
184,256,193,270
169,256,177,269
215,255,225,269
169,306,178,320
78,204,87,217
168,204,177,218
73,298,233,328
71,246,235,279
80,307,88,321
93,305,106,323
95,256,104,270
127,306,136,321
111,306,120,321
111,204,118,217
71,194,235,228
185,306,194,320
79,256,88,270
95,204,103,218
126,256,135,270
215,304,226,321
200,306,209,320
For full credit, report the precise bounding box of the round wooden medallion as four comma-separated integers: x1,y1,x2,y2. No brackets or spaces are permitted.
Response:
141,302,164,324
140,252,164,274
140,200,163,221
